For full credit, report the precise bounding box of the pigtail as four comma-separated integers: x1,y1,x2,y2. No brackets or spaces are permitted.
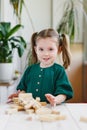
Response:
28,32,38,65
59,34,71,69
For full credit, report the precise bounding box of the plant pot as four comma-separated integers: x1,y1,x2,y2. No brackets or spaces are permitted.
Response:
0,63,14,82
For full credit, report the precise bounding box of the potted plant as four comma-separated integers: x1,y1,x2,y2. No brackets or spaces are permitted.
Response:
56,0,87,43
0,22,27,82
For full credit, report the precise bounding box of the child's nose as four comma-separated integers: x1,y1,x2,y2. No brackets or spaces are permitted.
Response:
44,51,49,55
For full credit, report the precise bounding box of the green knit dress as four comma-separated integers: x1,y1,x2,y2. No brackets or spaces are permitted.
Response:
17,63,73,102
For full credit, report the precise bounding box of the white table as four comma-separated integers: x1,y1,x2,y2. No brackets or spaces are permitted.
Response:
0,103,87,130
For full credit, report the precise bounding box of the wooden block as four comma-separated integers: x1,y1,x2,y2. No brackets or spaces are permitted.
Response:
40,102,47,106
5,108,18,114
80,116,87,123
38,114,66,122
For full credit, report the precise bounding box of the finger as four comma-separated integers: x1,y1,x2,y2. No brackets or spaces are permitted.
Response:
46,95,55,102
17,90,21,94
6,99,13,103
52,102,56,107
8,95,13,99
46,96,53,104
8,93,18,99
45,94,52,97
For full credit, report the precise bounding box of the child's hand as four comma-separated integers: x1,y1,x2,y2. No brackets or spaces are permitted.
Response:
45,94,56,106
45,94,67,106
8,90,20,99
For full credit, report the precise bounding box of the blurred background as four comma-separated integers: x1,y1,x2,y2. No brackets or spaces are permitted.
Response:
0,0,87,103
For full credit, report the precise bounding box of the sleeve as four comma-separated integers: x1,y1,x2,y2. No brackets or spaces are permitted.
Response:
16,66,31,92
54,67,74,100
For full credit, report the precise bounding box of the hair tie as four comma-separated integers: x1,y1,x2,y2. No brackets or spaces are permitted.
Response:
59,34,63,40
59,34,64,45
59,33,61,37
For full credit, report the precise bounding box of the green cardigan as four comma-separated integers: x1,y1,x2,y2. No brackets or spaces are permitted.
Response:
17,63,73,102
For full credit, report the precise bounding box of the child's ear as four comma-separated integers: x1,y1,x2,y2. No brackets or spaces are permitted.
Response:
58,46,62,54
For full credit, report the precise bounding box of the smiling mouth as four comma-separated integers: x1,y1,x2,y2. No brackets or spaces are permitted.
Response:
43,58,50,61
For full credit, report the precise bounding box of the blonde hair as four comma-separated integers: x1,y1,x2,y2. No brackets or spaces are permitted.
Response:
30,28,71,69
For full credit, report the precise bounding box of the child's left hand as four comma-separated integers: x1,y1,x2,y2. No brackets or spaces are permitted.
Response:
45,94,57,106
45,93,67,106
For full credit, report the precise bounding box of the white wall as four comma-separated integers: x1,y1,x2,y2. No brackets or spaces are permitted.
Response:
21,0,52,42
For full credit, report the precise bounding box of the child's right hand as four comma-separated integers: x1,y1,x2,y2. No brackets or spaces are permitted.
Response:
7,90,21,103
8,90,20,99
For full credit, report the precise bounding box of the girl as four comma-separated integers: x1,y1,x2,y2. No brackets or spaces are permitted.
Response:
8,28,73,106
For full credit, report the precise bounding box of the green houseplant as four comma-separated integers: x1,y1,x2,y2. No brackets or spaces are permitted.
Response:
0,22,27,82
56,0,87,42
0,22,26,63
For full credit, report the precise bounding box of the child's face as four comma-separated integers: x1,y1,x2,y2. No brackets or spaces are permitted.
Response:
34,37,58,67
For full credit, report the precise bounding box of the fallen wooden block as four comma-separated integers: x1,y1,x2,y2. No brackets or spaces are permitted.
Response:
80,116,87,123
38,114,66,122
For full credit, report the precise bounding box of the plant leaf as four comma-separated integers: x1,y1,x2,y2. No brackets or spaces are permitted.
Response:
6,24,23,39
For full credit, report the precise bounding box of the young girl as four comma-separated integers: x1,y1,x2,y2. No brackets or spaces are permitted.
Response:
8,28,73,106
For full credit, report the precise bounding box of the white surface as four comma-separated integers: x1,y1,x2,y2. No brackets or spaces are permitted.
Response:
0,103,87,130
66,103,87,130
